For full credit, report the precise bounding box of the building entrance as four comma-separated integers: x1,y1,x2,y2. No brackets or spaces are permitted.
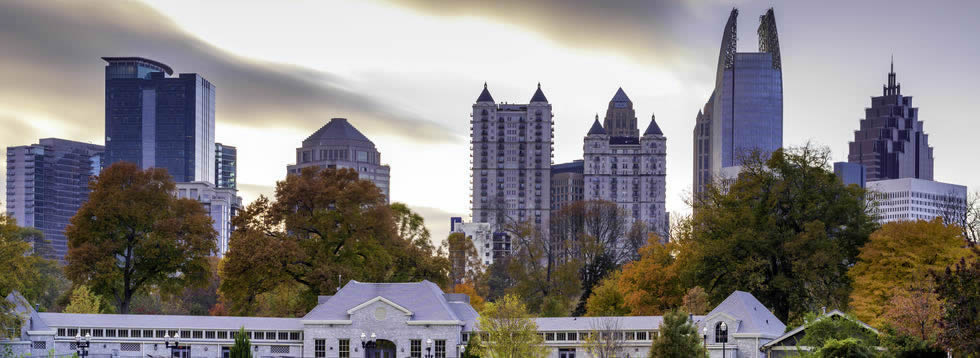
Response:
365,339,395,358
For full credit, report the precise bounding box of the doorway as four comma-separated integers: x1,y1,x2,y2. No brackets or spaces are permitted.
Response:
365,339,395,358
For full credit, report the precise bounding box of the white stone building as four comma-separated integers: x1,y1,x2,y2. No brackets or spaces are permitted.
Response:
175,182,242,257
866,177,967,224
583,89,669,242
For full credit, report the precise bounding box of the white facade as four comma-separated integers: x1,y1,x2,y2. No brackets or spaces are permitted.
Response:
451,222,495,266
175,182,242,256
866,178,967,224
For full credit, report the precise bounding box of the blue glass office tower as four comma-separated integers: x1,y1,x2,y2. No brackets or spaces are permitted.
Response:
103,57,215,183
693,8,783,195
215,143,237,189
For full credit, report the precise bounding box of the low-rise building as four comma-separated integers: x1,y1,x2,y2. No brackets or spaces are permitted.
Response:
866,178,967,224
175,182,242,256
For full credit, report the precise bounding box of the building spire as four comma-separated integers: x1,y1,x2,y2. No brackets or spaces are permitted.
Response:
884,57,900,96
476,82,495,103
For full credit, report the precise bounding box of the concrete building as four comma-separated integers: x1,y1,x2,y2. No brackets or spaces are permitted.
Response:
5,138,104,262
847,61,934,182
287,118,391,203
4,282,784,358
449,219,497,267
215,143,236,190
175,182,242,256
550,160,584,211
693,8,783,196
583,89,668,242
867,178,967,224
834,162,867,188
470,83,553,235
103,57,215,184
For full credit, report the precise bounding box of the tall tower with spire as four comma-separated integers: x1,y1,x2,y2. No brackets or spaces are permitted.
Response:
584,88,668,249
847,60,933,181
470,83,554,239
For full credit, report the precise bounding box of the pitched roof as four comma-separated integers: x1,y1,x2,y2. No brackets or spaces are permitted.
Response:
643,113,663,136
36,313,302,330
302,118,374,147
476,82,494,103
530,83,548,103
704,291,785,336
761,310,879,350
611,87,631,103
303,281,461,323
587,115,606,135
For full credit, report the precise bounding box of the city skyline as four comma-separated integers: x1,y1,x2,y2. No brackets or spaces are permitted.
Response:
2,1,979,242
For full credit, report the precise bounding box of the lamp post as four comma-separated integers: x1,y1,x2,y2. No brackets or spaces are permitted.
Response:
360,332,377,350
424,338,433,358
164,333,180,358
74,333,91,358
718,322,727,358
702,327,708,358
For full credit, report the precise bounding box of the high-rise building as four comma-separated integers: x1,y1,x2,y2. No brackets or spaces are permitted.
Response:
693,8,783,195
470,83,553,235
584,89,668,241
834,162,867,188
550,160,584,211
867,178,966,224
103,57,215,183
847,61,934,182
175,182,241,256
5,138,104,261
215,143,237,189
603,88,639,137
287,118,390,203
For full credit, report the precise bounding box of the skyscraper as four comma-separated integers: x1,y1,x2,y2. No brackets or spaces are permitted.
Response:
103,57,215,183
215,143,237,189
550,160,584,211
693,8,783,195
470,83,553,235
287,118,391,203
847,61,934,181
5,138,104,261
603,88,639,137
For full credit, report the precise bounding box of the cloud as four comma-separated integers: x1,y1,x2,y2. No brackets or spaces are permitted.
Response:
0,0,455,147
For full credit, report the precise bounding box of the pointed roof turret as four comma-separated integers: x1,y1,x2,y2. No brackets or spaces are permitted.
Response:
643,113,663,136
302,118,374,147
476,82,495,103
611,87,631,103
530,82,548,103
587,114,606,135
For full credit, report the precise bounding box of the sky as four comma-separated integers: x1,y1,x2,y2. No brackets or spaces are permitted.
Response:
1,0,978,243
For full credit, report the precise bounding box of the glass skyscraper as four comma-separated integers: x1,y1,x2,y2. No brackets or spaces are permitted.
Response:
5,138,104,262
103,57,215,183
215,143,237,189
693,8,783,195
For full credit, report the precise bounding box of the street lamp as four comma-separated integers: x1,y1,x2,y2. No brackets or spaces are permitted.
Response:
702,327,708,358
360,332,377,350
424,338,433,358
164,333,181,358
718,322,727,358
74,333,91,358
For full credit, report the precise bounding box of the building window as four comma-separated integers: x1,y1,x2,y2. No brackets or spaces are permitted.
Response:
339,339,350,358
314,339,325,358
410,339,421,358
435,340,446,358
715,322,728,343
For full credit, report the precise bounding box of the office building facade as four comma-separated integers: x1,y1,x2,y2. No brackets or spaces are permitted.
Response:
175,182,242,256
584,89,668,241
103,57,215,184
847,62,934,181
867,178,967,224
550,160,584,211
833,162,867,188
215,143,237,189
5,139,104,262
287,118,390,203
693,8,783,195
470,84,553,235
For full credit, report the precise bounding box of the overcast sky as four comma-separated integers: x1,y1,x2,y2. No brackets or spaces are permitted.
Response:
2,0,978,243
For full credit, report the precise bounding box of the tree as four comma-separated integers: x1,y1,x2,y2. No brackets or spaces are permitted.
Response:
446,232,483,288
618,238,683,316
219,167,449,315
473,294,547,358
932,246,979,356
878,326,945,358
648,309,706,358
938,191,979,244
0,213,36,337
816,338,875,358
881,284,942,343
504,221,581,316
584,271,628,316
797,313,879,354
65,162,217,314
681,287,710,315
63,285,105,314
683,144,878,322
583,318,626,358
230,327,252,358
848,219,970,326
451,283,486,313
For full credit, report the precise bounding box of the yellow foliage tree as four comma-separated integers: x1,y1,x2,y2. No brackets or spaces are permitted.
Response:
618,239,683,315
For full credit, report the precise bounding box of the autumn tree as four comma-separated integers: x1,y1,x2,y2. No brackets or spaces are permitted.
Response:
505,221,581,316
848,219,970,326
683,144,877,322
681,287,710,315
648,309,706,358
63,285,105,314
881,284,942,344
473,294,547,358
446,232,483,289
0,213,39,336
932,246,979,355
219,167,449,315
618,238,683,315
450,283,486,313
584,271,628,317
65,162,217,314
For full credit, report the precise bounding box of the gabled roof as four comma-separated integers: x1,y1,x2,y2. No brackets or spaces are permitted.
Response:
704,291,784,337
643,113,663,136
587,115,606,135
37,313,302,330
302,118,374,147
761,310,879,350
302,281,460,323
476,82,495,103
530,83,548,103
611,87,631,103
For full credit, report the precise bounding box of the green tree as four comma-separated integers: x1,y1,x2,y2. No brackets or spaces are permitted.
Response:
817,338,875,358
648,309,707,358
230,327,252,358
0,213,36,337
683,144,877,322
63,285,104,314
65,162,217,314
219,167,449,315
797,313,879,353
848,219,970,326
504,221,581,316
473,294,547,358
932,246,979,356
878,326,945,358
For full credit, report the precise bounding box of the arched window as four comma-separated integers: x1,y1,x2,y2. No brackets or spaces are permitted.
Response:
715,322,728,343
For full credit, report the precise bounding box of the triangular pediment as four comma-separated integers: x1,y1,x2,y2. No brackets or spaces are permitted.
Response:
346,296,413,316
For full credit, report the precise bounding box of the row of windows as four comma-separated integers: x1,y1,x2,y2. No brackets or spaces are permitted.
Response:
55,328,302,341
